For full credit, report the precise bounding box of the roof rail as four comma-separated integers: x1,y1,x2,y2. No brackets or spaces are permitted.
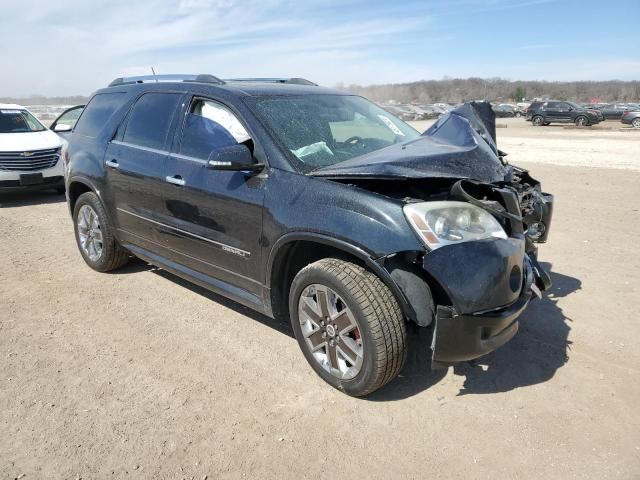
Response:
108,74,225,87
224,77,318,86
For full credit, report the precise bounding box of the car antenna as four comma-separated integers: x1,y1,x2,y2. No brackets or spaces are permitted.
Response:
151,67,158,83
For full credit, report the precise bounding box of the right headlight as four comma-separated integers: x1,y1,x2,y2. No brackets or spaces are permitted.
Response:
403,201,507,250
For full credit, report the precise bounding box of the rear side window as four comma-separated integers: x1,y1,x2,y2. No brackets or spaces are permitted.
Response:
123,93,182,150
75,93,125,138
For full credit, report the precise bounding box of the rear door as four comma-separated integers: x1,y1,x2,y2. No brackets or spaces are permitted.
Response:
104,91,184,249
557,102,575,122
544,102,562,122
158,96,266,297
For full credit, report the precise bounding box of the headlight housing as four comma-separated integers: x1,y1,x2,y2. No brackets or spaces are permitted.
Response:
403,201,507,250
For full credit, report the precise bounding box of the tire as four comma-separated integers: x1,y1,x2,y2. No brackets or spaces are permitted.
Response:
73,192,129,272
532,115,544,126
515,112,522,118
289,258,407,397
575,116,588,126
632,118,640,129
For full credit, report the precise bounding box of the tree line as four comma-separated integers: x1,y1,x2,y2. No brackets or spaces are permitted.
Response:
342,78,640,104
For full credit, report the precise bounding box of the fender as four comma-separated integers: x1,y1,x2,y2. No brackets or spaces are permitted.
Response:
65,175,113,223
266,231,415,321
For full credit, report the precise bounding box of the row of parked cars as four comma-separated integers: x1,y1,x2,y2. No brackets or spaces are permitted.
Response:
378,103,454,120
1,76,556,396
381,100,640,127
524,100,640,127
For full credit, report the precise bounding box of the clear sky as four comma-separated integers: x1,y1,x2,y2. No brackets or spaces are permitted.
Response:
2,0,638,96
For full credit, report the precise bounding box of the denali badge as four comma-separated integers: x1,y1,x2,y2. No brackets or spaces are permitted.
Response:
222,245,248,257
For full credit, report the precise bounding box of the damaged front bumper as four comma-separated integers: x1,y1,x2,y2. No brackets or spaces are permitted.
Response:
419,235,551,368
430,253,539,368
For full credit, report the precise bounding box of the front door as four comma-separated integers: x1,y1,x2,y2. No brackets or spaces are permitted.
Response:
159,97,266,297
104,91,184,249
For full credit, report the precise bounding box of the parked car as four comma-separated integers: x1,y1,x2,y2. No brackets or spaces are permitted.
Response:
599,103,632,120
526,100,601,126
0,103,66,192
380,104,419,121
64,74,553,396
409,104,445,119
492,104,516,118
620,110,640,128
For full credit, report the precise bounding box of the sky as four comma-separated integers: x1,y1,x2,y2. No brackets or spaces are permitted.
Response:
1,0,639,97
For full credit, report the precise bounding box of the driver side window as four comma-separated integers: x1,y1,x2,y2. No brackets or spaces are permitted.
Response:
179,99,251,160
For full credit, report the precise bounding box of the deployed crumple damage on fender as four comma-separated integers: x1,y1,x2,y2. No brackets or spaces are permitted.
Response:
311,101,508,184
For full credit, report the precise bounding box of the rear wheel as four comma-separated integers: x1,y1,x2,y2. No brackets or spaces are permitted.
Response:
632,118,640,129
532,115,544,126
289,258,407,397
73,192,129,272
575,116,588,126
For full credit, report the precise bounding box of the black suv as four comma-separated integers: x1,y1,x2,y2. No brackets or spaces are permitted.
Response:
526,100,601,126
64,74,553,396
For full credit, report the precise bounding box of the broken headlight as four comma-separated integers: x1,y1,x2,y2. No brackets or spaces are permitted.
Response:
403,201,507,250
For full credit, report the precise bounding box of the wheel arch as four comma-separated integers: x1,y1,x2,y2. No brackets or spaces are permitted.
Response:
67,176,99,213
266,233,414,325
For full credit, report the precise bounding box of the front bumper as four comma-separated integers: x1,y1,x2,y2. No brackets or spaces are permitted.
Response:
420,237,549,368
0,160,64,190
430,255,536,367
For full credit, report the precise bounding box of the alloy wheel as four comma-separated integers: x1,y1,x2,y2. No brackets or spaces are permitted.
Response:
297,284,364,380
77,204,103,261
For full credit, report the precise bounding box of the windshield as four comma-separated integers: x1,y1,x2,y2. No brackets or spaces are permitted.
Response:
252,95,421,173
0,109,46,133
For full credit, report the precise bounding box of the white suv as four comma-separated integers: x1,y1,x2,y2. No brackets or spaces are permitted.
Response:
0,104,65,193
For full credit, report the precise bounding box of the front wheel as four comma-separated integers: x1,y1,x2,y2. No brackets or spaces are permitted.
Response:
289,258,407,397
73,192,129,272
575,116,588,126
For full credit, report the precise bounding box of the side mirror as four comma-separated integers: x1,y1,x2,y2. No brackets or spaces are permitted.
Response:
207,144,264,172
53,123,72,132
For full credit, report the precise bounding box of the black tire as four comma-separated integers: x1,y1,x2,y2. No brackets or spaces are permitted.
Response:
632,118,640,129
575,116,588,126
532,115,544,126
289,258,407,397
515,112,522,118
73,192,129,272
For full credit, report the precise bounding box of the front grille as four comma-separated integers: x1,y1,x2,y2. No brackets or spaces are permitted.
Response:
0,148,60,172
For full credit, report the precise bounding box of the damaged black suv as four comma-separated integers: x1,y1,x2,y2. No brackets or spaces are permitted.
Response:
64,74,553,396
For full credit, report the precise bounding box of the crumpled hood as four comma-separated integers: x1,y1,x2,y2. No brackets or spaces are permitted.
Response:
0,130,63,152
311,102,508,184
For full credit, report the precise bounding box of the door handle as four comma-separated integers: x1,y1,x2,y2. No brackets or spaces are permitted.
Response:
165,175,186,186
105,159,119,168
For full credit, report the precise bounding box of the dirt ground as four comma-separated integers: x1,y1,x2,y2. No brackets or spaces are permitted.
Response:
1,121,639,479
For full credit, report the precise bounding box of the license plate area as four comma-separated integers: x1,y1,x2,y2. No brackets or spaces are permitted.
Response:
20,173,44,186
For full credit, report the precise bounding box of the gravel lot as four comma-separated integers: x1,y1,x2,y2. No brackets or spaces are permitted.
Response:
1,120,639,479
